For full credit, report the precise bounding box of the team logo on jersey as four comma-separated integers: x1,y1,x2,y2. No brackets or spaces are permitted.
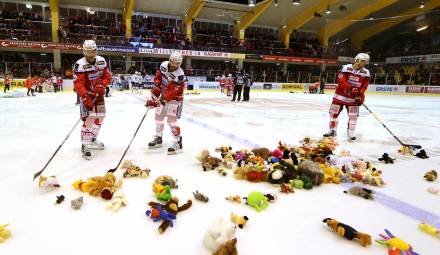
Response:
88,71,102,80
74,63,79,72
178,75,184,81
349,75,360,82
83,64,93,70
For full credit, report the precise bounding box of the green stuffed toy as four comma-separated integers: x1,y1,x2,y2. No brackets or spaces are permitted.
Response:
154,184,172,202
290,179,304,189
245,191,269,212
300,175,314,190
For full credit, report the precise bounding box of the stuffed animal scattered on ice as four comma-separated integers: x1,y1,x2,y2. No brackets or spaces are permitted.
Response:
55,195,65,204
197,149,223,171
251,147,272,160
146,204,176,232
225,195,241,203
297,160,324,186
280,183,294,193
147,197,192,234
414,149,429,159
72,172,122,200
344,186,374,200
244,191,269,212
107,192,127,212
319,163,342,184
419,223,440,237
71,196,83,210
378,153,395,164
213,237,238,255
154,175,178,189
153,183,172,202
193,190,209,203
38,175,61,191
204,217,237,252
0,224,11,243
120,160,150,178
267,162,298,184
231,212,248,229
424,170,437,182
323,218,372,247
376,229,419,255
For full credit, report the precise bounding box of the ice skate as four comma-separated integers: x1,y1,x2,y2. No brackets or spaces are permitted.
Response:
167,137,182,155
148,136,163,148
81,145,92,160
89,138,104,150
323,130,337,137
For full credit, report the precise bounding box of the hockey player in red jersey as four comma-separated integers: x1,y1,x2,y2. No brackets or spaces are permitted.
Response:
73,40,111,159
323,53,370,140
145,51,185,154
226,74,233,96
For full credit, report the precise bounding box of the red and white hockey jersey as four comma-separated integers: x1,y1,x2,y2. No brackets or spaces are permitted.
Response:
73,55,111,100
153,61,185,102
333,64,370,106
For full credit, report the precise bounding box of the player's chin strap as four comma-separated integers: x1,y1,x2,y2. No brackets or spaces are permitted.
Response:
362,103,422,150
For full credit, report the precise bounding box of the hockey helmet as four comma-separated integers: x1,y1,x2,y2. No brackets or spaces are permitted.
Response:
83,40,97,56
355,53,370,64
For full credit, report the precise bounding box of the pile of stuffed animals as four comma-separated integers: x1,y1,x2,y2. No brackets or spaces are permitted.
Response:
197,138,386,195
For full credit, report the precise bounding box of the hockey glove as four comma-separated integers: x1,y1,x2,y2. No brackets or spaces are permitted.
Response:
350,87,359,96
145,99,160,109
82,94,95,111
94,83,106,96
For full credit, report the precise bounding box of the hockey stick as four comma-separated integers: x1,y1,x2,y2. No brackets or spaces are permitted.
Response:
362,103,422,149
108,108,149,173
33,118,81,180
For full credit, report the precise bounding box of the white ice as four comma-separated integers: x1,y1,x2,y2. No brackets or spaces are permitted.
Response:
0,91,439,255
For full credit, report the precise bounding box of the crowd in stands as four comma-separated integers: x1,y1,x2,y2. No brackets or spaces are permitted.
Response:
0,9,46,41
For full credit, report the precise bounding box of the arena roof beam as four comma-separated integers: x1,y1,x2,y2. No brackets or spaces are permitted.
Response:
280,0,341,49
184,0,206,42
49,0,59,43
124,0,135,37
352,0,440,50
235,0,272,41
317,0,397,48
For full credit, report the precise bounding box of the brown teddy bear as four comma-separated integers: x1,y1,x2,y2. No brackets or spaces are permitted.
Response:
197,149,223,171
322,218,372,247
251,147,271,160
148,197,192,234
424,170,438,182
72,172,122,200
213,238,238,255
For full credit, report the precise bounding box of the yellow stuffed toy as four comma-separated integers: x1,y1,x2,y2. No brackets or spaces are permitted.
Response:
72,172,122,200
0,224,11,243
319,163,342,184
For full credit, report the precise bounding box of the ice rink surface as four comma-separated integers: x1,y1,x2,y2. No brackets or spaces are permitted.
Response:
0,90,439,255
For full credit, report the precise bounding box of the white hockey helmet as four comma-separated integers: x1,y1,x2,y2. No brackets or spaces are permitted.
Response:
82,40,97,56
169,51,183,66
355,53,370,64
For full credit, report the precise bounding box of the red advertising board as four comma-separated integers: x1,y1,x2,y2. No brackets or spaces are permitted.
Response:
0,40,81,50
424,87,440,94
406,86,424,93
261,55,338,64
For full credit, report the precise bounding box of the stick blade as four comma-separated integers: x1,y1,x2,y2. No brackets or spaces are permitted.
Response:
33,170,43,181
107,168,117,173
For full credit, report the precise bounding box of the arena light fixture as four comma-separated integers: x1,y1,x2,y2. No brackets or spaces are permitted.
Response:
248,0,255,7
325,7,331,14
26,4,32,9
292,0,301,6
417,25,428,32
420,1,425,8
